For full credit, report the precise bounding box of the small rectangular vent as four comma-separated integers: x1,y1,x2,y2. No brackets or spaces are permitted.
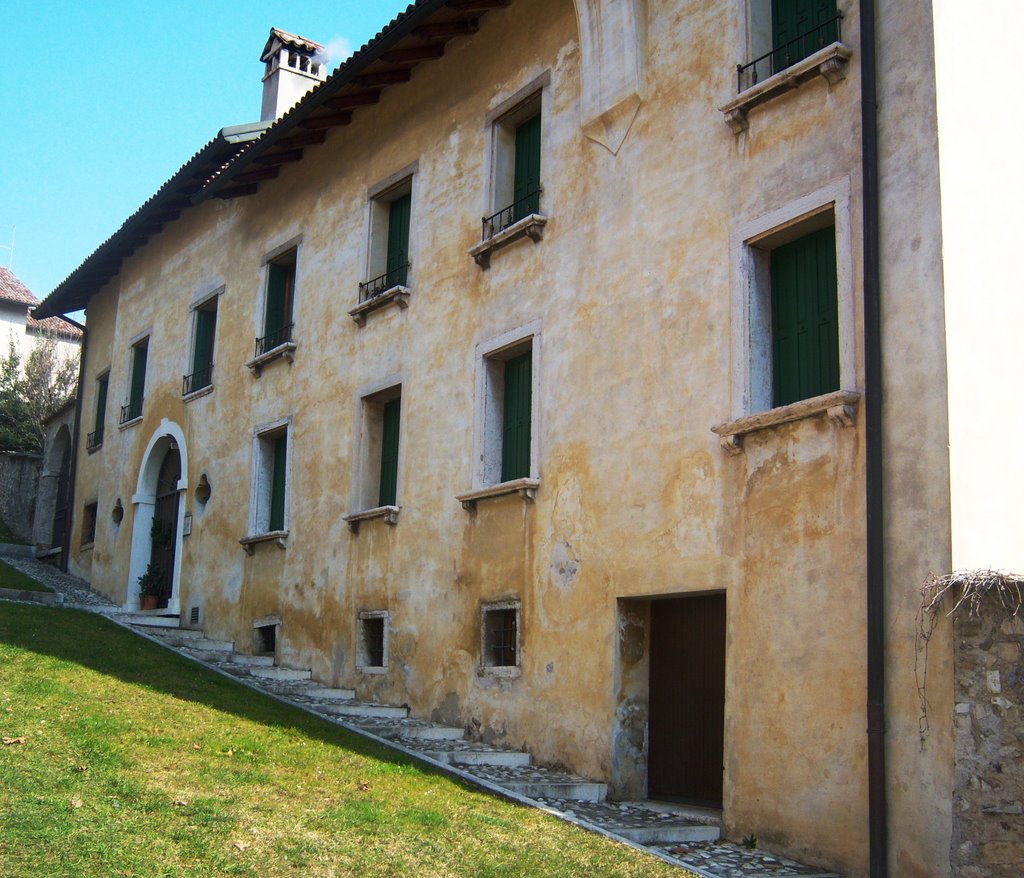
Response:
189,606,200,627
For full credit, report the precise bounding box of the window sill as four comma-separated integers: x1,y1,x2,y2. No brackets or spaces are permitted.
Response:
183,384,214,403
357,665,388,676
80,542,94,552
719,42,852,134
349,286,410,326
469,215,547,269
86,441,103,455
118,416,143,432
239,530,289,555
456,478,540,511
343,505,400,534
712,390,860,454
246,342,296,377
477,665,522,679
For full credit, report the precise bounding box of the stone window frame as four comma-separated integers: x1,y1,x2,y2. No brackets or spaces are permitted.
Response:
456,320,542,510
356,610,390,674
87,368,110,452
80,498,99,550
344,378,403,533
240,415,291,552
478,598,522,679
716,178,858,452
183,282,224,401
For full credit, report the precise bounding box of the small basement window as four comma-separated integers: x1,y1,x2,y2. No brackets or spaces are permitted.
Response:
481,600,521,673
254,622,277,657
81,501,98,548
357,611,389,672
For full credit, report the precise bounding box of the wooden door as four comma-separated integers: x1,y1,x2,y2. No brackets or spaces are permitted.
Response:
648,594,726,807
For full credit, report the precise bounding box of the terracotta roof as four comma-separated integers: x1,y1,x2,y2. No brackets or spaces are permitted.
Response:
27,313,83,342
262,28,323,61
0,266,39,307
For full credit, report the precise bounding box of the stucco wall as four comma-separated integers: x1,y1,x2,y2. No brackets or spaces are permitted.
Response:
64,2,954,876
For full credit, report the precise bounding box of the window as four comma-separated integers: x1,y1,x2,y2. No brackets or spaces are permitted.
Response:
362,179,412,301
250,423,289,537
357,611,389,672
80,501,98,548
351,385,402,516
87,372,108,451
120,338,148,424
744,0,840,87
481,600,521,674
767,225,838,406
253,620,278,656
257,248,296,358
184,296,218,396
457,324,541,508
487,94,542,238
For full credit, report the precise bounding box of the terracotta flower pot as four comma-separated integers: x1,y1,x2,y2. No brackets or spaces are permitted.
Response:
140,594,160,611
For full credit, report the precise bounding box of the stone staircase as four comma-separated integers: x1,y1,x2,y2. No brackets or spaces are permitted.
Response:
125,620,843,878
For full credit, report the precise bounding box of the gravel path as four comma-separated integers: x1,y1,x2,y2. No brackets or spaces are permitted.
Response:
0,547,118,609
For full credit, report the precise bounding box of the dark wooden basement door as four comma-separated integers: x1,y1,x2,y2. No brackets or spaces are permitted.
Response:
648,593,727,807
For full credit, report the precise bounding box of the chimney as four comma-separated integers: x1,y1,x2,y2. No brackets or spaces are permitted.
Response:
260,28,326,122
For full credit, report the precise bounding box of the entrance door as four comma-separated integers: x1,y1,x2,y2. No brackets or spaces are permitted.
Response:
149,447,181,610
648,593,726,807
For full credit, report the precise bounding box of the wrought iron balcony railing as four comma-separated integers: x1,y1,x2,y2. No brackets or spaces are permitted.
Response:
737,12,843,92
359,263,410,304
183,363,213,396
254,323,294,358
86,428,103,450
482,188,542,241
120,398,143,425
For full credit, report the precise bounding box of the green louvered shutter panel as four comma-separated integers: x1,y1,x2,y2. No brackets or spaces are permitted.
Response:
269,433,288,532
513,114,541,220
772,0,837,72
378,398,401,507
771,226,839,407
192,308,216,386
95,375,108,435
386,194,411,288
130,344,148,411
501,353,532,482
264,262,287,340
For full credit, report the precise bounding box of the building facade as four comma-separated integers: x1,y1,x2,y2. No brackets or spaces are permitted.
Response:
34,2,1012,875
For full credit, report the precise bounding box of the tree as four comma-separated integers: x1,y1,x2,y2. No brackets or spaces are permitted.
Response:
0,336,78,453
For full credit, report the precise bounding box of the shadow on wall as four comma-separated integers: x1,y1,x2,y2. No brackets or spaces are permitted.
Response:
0,451,41,542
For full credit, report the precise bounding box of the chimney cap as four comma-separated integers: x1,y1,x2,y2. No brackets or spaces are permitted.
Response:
261,27,324,64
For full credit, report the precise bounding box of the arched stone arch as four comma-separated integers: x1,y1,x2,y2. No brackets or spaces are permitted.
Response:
126,419,188,613
572,0,647,155
32,423,72,553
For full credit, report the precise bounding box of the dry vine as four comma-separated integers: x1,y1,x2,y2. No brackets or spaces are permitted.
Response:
915,569,1024,746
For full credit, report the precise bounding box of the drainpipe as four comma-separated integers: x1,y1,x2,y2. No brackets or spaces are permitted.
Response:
859,0,888,875
62,324,88,573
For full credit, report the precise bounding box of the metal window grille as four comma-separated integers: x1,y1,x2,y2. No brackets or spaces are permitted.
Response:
254,323,294,358
485,608,518,667
362,617,386,667
358,263,409,303
736,12,843,92
182,363,214,396
481,189,542,241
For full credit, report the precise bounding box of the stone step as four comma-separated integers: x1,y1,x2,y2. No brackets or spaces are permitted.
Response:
432,747,531,768
123,615,181,628
246,665,312,682
463,765,608,803
345,716,466,741
533,799,721,845
164,636,234,652
315,701,410,719
190,650,276,667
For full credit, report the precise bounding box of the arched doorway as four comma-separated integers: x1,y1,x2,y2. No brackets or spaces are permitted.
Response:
50,434,72,550
147,446,181,610
127,421,188,614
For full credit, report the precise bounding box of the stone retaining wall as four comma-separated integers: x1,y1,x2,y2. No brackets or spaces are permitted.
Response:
952,609,1024,876
0,451,40,541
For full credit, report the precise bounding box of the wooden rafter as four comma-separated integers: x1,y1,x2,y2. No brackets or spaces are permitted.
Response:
234,167,281,185
413,19,479,39
354,69,413,87
299,111,354,130
447,0,510,9
325,90,382,110
380,44,446,64
252,149,304,166
275,130,328,149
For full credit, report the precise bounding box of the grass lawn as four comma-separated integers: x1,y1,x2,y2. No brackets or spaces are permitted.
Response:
0,559,53,593
0,605,693,878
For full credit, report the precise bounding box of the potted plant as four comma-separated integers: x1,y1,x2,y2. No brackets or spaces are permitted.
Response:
138,562,164,611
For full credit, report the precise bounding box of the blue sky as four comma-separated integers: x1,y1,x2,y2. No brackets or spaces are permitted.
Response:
2,1,410,305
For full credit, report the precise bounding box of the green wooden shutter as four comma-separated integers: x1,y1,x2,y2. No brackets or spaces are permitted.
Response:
513,113,542,220
264,262,287,340
192,308,216,385
771,226,839,407
772,0,837,71
386,194,411,287
269,433,288,532
95,375,108,435
378,398,401,507
501,352,532,482
130,343,148,410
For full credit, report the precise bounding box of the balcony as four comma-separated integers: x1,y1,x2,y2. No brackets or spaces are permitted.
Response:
720,13,850,134
349,264,411,326
86,428,103,452
469,189,546,268
247,323,296,375
119,398,143,426
182,363,213,397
